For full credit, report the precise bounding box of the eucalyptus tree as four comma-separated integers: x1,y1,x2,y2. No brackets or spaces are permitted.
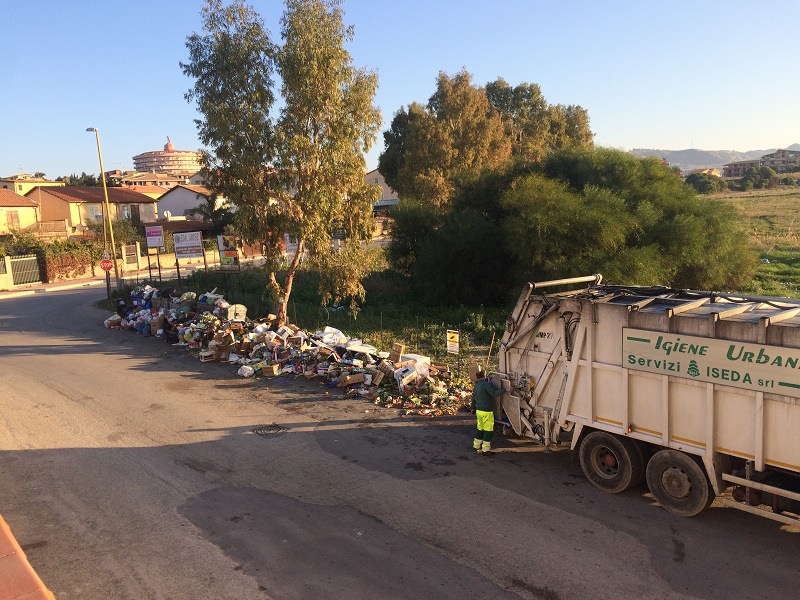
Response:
182,0,282,261
183,0,381,325
274,0,382,319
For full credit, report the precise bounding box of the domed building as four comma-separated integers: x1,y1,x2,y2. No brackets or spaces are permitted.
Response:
132,138,202,175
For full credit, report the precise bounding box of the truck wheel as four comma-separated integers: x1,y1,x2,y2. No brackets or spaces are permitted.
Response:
579,431,645,494
645,449,712,517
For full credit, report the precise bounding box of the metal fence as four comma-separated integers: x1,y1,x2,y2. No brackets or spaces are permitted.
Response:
9,254,42,285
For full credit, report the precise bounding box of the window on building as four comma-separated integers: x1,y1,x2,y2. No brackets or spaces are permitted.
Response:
6,210,20,229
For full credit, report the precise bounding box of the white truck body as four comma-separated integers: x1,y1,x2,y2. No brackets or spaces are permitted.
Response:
496,275,800,522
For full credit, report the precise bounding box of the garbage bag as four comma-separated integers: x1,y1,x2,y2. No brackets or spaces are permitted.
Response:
237,365,255,377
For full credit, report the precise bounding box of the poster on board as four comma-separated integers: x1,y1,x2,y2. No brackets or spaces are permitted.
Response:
173,231,204,259
217,235,240,268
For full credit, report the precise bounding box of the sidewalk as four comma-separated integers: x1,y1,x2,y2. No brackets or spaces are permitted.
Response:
0,275,107,300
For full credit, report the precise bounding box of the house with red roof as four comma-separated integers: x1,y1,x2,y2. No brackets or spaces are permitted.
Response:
25,186,157,234
0,189,39,234
156,184,227,220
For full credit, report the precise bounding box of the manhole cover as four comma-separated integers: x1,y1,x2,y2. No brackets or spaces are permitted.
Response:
253,424,288,437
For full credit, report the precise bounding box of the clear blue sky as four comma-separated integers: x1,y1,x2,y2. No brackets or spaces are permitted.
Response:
1,0,798,180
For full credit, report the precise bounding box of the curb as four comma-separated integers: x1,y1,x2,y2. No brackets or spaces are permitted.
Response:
0,515,55,600
0,278,106,300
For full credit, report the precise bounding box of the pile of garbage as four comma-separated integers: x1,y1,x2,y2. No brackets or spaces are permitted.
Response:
103,285,476,417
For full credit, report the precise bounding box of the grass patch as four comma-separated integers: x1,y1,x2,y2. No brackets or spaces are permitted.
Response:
711,187,800,296
119,262,508,370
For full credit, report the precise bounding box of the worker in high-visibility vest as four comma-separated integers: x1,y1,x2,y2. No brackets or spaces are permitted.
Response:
471,370,503,455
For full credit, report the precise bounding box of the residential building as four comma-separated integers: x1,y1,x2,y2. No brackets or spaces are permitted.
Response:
364,168,398,238
365,168,398,215
365,168,395,202
25,186,157,234
722,159,762,178
187,172,206,185
0,174,65,196
156,184,226,221
723,148,800,177
121,185,168,201
761,149,800,172
112,170,196,190
0,189,39,234
132,138,202,175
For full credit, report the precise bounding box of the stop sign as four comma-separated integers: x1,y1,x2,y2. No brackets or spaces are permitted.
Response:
100,258,114,271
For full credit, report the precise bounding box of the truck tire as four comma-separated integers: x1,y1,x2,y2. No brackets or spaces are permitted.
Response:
579,431,645,494
645,449,712,517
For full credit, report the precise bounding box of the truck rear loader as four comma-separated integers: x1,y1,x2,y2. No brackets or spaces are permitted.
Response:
495,274,800,523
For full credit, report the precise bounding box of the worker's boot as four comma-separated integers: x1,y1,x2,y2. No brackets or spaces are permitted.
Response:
481,441,494,456
473,438,482,453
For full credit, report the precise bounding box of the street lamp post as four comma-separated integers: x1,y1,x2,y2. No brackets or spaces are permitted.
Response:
86,127,120,290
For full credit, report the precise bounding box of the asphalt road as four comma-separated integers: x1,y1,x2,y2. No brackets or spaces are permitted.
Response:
1,288,799,599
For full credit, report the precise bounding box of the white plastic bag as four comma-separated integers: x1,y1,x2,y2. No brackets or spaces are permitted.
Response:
237,365,255,377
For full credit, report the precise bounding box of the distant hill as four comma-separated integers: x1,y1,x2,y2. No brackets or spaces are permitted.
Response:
630,143,800,173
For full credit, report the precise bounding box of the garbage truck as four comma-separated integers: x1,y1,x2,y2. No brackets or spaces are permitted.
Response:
495,274,800,523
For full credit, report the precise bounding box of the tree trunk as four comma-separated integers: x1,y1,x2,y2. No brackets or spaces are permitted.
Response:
274,238,305,327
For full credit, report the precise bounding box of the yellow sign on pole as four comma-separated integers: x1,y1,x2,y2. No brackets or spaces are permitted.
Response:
447,330,460,354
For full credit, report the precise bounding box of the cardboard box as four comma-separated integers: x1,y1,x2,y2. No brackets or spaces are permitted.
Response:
214,330,235,346
223,304,247,321
317,347,339,361
262,362,281,376
341,358,364,368
377,359,395,374
469,363,484,382
149,315,166,335
337,373,366,387
214,343,232,362
371,371,385,386
395,366,418,391
389,343,405,363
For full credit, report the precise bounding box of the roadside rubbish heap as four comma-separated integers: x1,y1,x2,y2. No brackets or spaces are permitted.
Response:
103,285,475,417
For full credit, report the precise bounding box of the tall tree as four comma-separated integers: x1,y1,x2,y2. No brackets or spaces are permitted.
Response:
181,0,282,259
486,78,550,162
273,0,382,320
380,69,511,208
183,0,381,325
534,148,757,289
486,78,594,162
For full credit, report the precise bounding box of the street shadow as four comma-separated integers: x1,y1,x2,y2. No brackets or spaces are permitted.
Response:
4,289,800,599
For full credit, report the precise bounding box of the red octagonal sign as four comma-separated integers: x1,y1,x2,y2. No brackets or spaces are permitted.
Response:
100,258,114,271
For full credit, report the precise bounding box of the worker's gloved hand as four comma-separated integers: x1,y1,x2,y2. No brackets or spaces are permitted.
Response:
471,409,476,415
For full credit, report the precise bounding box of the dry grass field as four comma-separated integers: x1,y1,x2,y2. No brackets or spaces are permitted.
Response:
711,186,800,297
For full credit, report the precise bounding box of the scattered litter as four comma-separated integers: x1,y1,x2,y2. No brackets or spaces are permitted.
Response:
104,285,476,416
